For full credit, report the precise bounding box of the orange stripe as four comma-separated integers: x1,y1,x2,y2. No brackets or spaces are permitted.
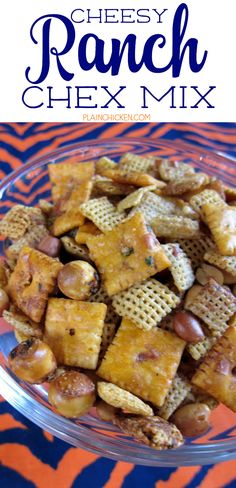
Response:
0,444,98,488
0,148,22,171
0,318,13,334
103,461,134,488
149,123,236,144
194,405,236,445
184,133,236,152
7,182,51,205
198,460,236,488
157,465,200,488
22,124,98,155
0,414,27,431
43,431,54,442
9,123,33,135
125,125,154,138
0,134,28,152
99,123,132,138
34,123,68,133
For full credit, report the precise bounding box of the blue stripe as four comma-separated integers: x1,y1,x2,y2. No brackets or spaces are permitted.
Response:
122,465,177,488
0,464,36,488
71,458,117,488
186,464,214,488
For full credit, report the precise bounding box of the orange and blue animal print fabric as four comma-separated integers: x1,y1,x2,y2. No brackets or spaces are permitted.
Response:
0,122,236,488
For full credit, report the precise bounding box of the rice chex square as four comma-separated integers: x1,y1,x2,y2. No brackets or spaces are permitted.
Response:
185,279,236,337
112,278,180,330
162,243,195,292
80,197,126,232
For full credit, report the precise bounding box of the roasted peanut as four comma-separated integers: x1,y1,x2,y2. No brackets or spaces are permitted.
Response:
0,288,9,315
202,263,224,285
173,311,205,343
196,264,224,286
37,235,61,258
184,285,203,308
195,267,208,286
221,270,236,285
8,338,57,383
171,403,211,437
57,260,99,300
48,370,96,418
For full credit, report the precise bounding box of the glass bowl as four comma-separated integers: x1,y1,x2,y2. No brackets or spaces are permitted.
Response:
0,137,236,467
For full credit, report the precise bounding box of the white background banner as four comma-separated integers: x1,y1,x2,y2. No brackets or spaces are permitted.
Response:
0,0,235,122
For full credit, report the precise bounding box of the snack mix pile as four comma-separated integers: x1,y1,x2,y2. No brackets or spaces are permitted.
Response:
1,154,236,451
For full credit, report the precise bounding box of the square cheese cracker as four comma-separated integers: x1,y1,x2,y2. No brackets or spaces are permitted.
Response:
97,317,185,407
86,213,170,296
8,246,63,323
45,298,107,369
48,161,94,202
192,325,236,412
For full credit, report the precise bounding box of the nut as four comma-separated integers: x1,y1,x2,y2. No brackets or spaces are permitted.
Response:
184,285,203,308
37,235,61,258
195,267,208,286
173,311,205,343
196,264,224,286
221,270,236,285
171,403,211,437
202,264,224,285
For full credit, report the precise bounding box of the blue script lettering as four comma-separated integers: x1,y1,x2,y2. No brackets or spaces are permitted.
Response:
26,14,75,84
25,3,207,83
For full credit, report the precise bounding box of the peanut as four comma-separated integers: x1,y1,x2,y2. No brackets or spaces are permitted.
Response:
221,270,236,285
196,264,224,286
171,403,211,437
184,285,203,308
173,311,205,343
37,235,61,258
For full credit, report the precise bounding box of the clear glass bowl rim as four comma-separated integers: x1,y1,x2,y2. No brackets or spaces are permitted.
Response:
0,136,236,467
